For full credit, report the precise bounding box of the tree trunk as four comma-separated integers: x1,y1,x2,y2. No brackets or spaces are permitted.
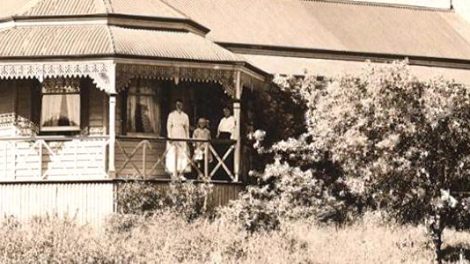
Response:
429,214,444,264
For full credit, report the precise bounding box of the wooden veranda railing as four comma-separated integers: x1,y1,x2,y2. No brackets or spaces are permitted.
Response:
0,136,109,180
116,137,238,182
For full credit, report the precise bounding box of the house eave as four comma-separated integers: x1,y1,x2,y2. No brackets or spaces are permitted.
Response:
220,42,470,71
0,55,268,83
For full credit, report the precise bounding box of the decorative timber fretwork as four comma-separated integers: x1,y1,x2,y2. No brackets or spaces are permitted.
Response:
0,62,116,94
0,113,38,136
0,62,267,96
116,64,236,97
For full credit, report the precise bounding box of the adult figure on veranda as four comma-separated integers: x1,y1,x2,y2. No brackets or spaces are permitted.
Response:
166,99,191,177
215,106,236,180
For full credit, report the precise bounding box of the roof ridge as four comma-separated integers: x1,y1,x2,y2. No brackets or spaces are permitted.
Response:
300,0,453,12
159,0,193,20
106,25,117,54
101,0,113,13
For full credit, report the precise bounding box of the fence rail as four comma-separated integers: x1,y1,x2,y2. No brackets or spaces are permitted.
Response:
116,136,237,182
0,136,238,182
0,136,109,181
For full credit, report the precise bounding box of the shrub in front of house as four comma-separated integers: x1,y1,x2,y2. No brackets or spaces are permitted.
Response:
233,61,470,263
116,180,213,221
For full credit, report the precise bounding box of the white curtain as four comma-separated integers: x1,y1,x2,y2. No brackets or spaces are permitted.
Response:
65,94,80,126
126,80,161,135
41,94,80,127
127,92,137,132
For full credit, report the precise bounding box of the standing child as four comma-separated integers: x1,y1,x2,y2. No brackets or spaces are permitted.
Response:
192,118,212,178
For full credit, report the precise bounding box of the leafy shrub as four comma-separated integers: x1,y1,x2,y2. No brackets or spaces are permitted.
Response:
220,158,359,232
117,180,213,221
229,61,470,263
117,180,165,215
270,61,470,263
166,180,213,221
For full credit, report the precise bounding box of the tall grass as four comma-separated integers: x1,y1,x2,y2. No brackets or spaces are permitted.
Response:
1,212,468,263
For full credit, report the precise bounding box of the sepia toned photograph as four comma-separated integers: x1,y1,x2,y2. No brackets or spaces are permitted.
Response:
1,0,470,263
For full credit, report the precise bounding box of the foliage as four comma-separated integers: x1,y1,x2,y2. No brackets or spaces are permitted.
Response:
270,61,470,262
247,82,307,146
229,61,470,262
117,180,213,221
4,214,468,263
166,180,214,221
0,215,106,263
220,157,359,232
4,61,470,263
117,180,165,215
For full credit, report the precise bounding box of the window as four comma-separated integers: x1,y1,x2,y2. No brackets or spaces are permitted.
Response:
40,78,81,132
126,80,161,135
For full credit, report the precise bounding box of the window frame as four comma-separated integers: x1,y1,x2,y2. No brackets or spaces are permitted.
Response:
39,79,81,133
124,82,162,137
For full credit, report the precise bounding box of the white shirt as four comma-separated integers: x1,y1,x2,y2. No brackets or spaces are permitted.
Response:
218,116,236,138
167,111,189,139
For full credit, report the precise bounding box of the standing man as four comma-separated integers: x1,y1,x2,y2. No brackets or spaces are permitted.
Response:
166,99,191,177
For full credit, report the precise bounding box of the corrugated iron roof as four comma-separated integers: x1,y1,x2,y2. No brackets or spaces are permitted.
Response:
3,0,470,64
244,54,470,85
0,25,112,57
18,0,108,16
0,25,243,62
1,0,187,20
111,27,242,61
165,0,470,61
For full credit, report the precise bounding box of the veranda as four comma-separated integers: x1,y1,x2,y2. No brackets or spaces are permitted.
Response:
0,0,268,225
0,62,264,225
0,69,258,182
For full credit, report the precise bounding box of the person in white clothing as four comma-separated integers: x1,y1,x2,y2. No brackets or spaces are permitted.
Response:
166,99,191,176
215,107,235,180
217,107,235,139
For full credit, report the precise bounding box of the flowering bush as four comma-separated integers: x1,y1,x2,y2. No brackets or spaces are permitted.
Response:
270,61,470,263
227,61,470,262
220,157,359,233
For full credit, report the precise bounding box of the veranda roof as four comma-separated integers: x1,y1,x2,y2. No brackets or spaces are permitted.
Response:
0,0,268,94
166,0,470,61
0,25,243,62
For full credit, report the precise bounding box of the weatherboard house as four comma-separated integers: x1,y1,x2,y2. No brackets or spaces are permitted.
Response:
1,0,470,225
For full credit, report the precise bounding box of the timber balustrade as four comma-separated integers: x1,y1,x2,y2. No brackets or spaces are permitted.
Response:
0,136,238,182
116,136,237,182
0,136,110,180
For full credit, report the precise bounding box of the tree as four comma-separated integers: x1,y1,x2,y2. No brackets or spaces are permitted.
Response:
288,61,470,263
